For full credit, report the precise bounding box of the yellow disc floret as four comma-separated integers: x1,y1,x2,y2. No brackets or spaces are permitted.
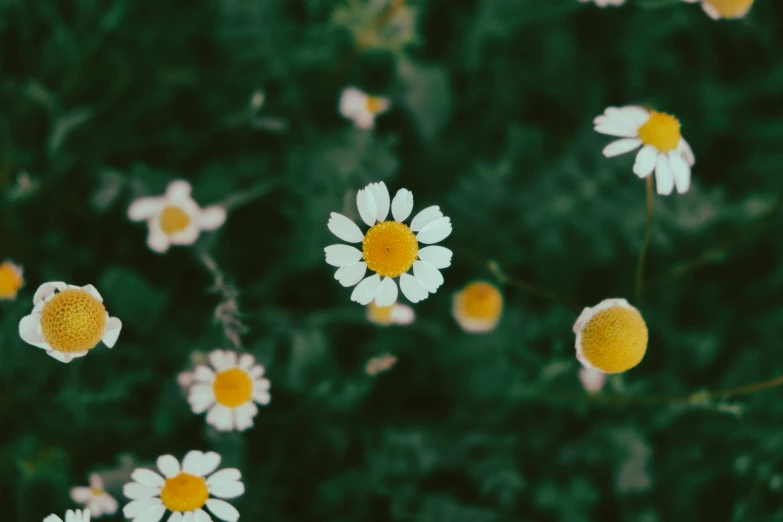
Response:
159,205,191,235
368,303,395,325
362,221,419,278
457,282,503,320
0,261,24,300
213,367,254,408
160,473,209,512
704,0,754,18
40,289,107,353
365,96,386,115
579,305,648,373
637,111,682,153
90,487,104,497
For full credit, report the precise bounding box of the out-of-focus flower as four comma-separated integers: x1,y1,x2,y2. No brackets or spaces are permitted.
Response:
452,281,503,333
18,282,122,363
682,0,754,19
367,302,415,326
183,350,271,432
70,474,118,518
579,367,608,394
0,260,24,300
578,0,625,7
573,298,648,374
595,106,695,195
325,181,452,306
43,510,90,522
128,180,227,254
365,353,398,376
339,87,391,130
123,450,243,522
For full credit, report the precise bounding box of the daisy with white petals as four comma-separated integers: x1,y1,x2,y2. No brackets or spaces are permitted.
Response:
18,282,122,363
184,350,271,432
325,182,452,306
44,510,90,522
128,180,227,254
71,473,118,517
595,106,695,195
682,0,754,20
123,450,244,522
578,0,625,7
339,87,391,130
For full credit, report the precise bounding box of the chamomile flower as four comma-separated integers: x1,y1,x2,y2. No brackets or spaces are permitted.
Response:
123,450,244,522
595,106,695,195
578,0,625,7
579,367,608,394
128,180,227,254
326,182,452,306
367,302,415,326
682,0,754,19
0,260,24,300
70,474,118,518
18,282,122,363
573,298,648,374
452,281,503,333
365,353,398,376
184,350,271,432
44,510,90,522
339,87,391,130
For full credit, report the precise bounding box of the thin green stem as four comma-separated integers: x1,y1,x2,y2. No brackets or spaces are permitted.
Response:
635,176,654,304
218,180,279,211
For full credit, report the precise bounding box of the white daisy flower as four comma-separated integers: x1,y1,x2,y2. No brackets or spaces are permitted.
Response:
452,281,503,333
184,350,271,432
128,180,227,254
339,87,391,130
367,302,415,326
123,450,244,522
44,510,90,522
578,0,625,7
682,0,754,20
594,106,695,195
579,367,608,394
0,259,24,301
70,474,118,518
18,282,122,363
325,182,453,306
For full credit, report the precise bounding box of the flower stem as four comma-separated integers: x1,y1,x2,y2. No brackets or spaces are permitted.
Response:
635,176,654,305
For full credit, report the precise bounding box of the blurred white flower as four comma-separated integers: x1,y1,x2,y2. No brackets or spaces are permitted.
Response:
367,302,415,326
325,181,452,306
0,260,24,301
70,474,118,518
452,281,503,333
578,367,607,394
18,282,122,363
44,510,90,522
594,106,695,195
339,87,391,130
128,180,227,254
365,353,398,376
682,0,754,19
578,0,625,7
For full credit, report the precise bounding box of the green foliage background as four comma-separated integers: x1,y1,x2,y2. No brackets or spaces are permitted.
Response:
2,0,783,520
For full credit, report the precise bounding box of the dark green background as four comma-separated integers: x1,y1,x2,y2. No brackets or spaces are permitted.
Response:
2,0,783,520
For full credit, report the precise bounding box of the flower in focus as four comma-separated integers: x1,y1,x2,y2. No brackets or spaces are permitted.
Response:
452,281,503,333
325,182,452,306
339,87,391,130
573,298,648,374
579,367,608,394
70,473,118,518
123,450,244,522
365,353,398,376
578,0,625,7
595,106,695,195
0,260,24,300
367,302,415,326
128,180,227,254
44,510,90,522
183,350,271,432
682,0,754,19
18,282,122,363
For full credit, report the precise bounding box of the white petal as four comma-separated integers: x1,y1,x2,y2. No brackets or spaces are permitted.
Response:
167,513,183,522
680,138,696,166
90,473,104,489
102,317,122,348
134,504,166,522
123,482,161,500
193,365,215,382
205,499,240,522
413,261,444,293
182,451,206,475
356,188,378,227
368,182,390,222
168,223,200,246
147,229,171,254
701,2,721,19
632,145,658,178
374,277,399,307
391,189,414,222
334,262,367,287
409,206,443,232
353,112,376,130
416,217,452,244
196,451,221,476
199,206,227,231
602,138,642,158
47,350,78,363
81,284,103,302
43,515,63,522
399,273,428,303
594,122,639,138
189,384,215,413
417,246,452,269
238,353,255,370
128,197,164,222
181,513,195,522
669,151,691,194
327,213,364,243
253,389,271,405
654,153,674,196
33,282,66,304
206,404,234,431
324,245,363,267
194,510,212,522
206,468,241,486
19,315,49,349
156,455,181,478
350,274,381,305
70,487,92,503
234,403,258,431
390,304,415,325
339,87,366,118
123,497,163,519
165,180,193,202
209,481,245,499
250,365,265,378
209,350,230,371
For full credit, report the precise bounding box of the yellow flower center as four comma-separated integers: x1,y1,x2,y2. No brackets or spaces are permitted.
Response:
159,205,191,235
160,473,209,512
365,96,386,115
457,282,503,320
704,0,754,18
90,488,104,496
0,262,23,299
637,111,681,153
368,303,395,325
40,289,107,353
580,305,648,373
362,221,419,278
213,367,254,408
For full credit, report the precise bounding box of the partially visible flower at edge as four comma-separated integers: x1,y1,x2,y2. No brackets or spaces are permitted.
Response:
0,260,24,301
682,0,754,20
43,509,90,522
578,0,626,7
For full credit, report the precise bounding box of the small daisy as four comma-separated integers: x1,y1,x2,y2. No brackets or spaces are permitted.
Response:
367,302,415,326
18,282,122,363
579,367,608,394
184,350,271,432
682,0,754,20
365,353,398,376
123,450,244,522
452,281,503,333
578,0,626,7
339,87,391,130
44,510,90,522
71,473,118,518
595,106,695,195
573,298,648,374
128,180,227,254
325,181,452,306
0,260,24,301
